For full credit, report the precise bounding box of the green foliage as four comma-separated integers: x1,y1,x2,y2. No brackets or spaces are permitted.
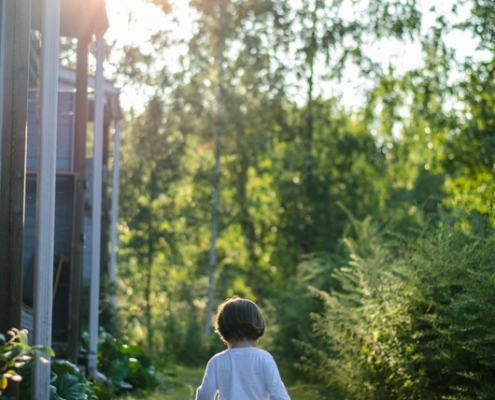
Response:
118,94,189,352
19,359,98,400
5,330,158,400
267,253,343,381
301,217,422,399
113,0,495,387
288,214,495,399
0,328,54,394
442,58,495,226
51,360,96,400
407,220,495,399
81,329,160,396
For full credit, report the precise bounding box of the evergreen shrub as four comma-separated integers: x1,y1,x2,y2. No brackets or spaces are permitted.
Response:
273,214,495,399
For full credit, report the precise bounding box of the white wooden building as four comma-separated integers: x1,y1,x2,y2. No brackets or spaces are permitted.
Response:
0,0,122,397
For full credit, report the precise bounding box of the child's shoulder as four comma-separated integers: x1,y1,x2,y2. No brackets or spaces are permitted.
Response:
211,347,273,359
230,347,274,359
211,349,230,358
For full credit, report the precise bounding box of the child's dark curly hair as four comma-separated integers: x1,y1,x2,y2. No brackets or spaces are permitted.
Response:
214,298,265,343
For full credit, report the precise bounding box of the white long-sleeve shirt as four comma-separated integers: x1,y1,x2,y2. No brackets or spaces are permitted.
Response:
195,347,291,400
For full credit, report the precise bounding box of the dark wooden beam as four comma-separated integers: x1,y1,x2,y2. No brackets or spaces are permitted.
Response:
100,120,110,279
0,1,32,396
67,34,90,363
0,0,32,333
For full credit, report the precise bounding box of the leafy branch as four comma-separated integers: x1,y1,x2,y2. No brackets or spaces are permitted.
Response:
0,328,54,394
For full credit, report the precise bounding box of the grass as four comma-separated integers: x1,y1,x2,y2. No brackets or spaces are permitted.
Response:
120,365,203,400
122,366,318,400
161,366,204,400
287,383,321,399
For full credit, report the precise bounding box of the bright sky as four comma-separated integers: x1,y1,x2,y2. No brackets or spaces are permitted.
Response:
103,0,482,112
105,0,193,49
104,0,193,111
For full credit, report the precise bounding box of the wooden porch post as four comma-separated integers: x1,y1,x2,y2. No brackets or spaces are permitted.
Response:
67,33,90,364
109,120,122,307
0,0,31,343
32,0,61,397
0,0,5,154
87,32,105,380
0,2,31,398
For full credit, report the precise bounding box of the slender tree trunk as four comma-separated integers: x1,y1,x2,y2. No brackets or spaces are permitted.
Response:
236,159,260,297
300,4,317,255
205,0,227,335
145,169,156,350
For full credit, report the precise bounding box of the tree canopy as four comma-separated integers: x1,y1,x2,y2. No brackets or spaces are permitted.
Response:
101,0,495,396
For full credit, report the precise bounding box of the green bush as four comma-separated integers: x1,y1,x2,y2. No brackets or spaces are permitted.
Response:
274,213,495,399
81,328,161,396
302,217,424,399
19,358,98,400
267,252,343,382
407,224,495,399
2,327,161,399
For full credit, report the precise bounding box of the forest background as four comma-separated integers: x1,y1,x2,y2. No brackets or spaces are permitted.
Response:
71,0,495,398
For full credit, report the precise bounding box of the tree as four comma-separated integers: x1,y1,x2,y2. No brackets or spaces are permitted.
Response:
118,96,185,351
186,0,293,329
440,0,495,226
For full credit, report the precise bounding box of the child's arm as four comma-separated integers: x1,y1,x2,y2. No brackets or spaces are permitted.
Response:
265,355,291,400
195,361,218,400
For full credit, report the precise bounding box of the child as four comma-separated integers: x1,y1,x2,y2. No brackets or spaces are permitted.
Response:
196,297,291,400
